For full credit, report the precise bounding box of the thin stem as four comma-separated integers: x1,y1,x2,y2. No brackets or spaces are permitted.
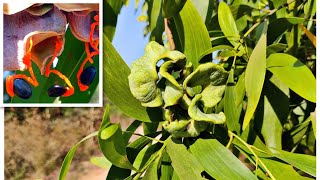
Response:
140,140,167,173
250,145,273,156
228,131,276,180
123,131,165,143
164,18,175,50
226,133,234,149
133,173,142,180
242,0,295,39
232,54,237,69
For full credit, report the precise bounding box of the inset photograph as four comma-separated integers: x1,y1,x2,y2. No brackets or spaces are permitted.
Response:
3,3,102,106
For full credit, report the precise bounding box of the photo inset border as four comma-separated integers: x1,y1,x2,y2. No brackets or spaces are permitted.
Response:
1,1,103,107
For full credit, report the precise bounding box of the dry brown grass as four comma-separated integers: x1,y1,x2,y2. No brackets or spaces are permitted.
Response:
4,105,134,180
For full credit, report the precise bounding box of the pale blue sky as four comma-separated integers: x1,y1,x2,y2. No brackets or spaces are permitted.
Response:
112,2,149,66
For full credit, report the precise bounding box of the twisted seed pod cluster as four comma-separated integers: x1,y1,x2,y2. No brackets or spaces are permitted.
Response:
129,42,228,138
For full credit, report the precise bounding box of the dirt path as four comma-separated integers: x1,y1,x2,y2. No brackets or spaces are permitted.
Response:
79,167,108,180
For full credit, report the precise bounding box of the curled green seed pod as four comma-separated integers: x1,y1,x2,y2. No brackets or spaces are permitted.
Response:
163,120,207,138
200,85,226,108
162,108,207,138
183,63,228,89
163,80,184,108
129,42,229,138
128,41,185,107
188,94,226,124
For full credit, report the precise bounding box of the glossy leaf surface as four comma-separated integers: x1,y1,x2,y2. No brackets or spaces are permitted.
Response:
190,139,257,180
173,0,211,68
243,21,267,130
267,53,316,102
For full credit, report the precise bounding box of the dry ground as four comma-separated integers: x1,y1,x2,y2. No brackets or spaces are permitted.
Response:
5,105,133,180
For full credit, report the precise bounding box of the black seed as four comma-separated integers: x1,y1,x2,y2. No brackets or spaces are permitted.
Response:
47,85,67,97
89,45,95,54
80,66,96,86
13,79,32,99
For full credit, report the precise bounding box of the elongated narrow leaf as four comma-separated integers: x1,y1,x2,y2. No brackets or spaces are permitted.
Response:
148,0,164,43
267,53,316,102
59,131,98,180
190,139,257,180
133,144,157,170
258,157,312,180
127,132,161,163
123,121,142,143
304,0,316,18
259,76,289,149
106,165,131,180
142,155,161,180
104,35,162,122
229,5,255,19
162,0,186,18
235,143,311,180
268,148,316,177
243,21,267,130
269,0,287,17
235,73,245,106
160,150,174,180
191,0,215,23
289,118,310,145
224,69,241,134
98,105,136,170
197,45,234,62
260,96,283,149
90,156,112,169
173,0,211,68
268,17,305,44
266,43,287,56
218,2,240,46
166,138,204,180
311,112,316,138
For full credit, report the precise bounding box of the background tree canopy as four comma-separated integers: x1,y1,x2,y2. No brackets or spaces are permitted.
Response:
61,0,316,179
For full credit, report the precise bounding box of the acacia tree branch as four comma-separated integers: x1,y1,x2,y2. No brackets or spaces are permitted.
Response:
164,18,175,50
242,0,295,39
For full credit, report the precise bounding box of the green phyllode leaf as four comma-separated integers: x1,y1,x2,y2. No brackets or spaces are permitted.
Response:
218,2,240,47
268,147,316,177
256,158,313,180
166,138,205,180
268,17,305,45
266,53,316,103
90,156,112,170
224,69,242,134
98,105,136,170
142,155,161,180
59,131,98,180
173,0,212,68
162,0,186,18
243,21,267,130
190,139,258,180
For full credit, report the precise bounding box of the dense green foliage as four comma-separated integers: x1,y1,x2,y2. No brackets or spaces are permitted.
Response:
60,0,316,179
